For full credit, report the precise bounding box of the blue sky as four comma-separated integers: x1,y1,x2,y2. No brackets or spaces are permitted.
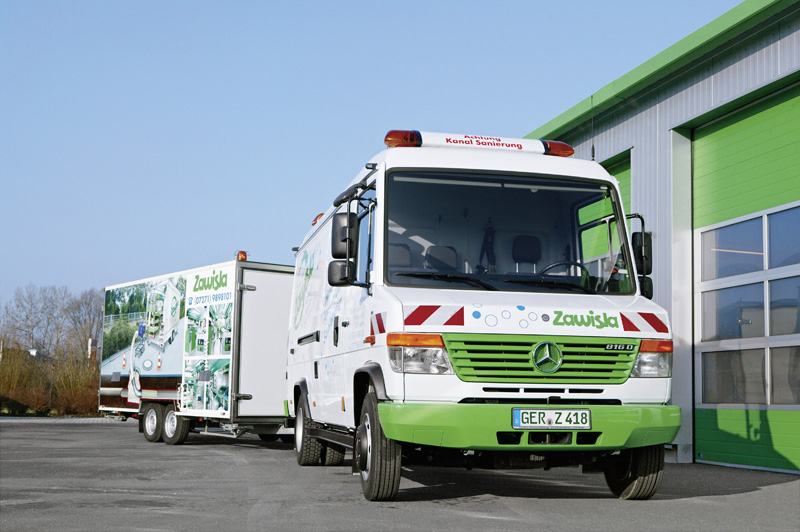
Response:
0,0,742,304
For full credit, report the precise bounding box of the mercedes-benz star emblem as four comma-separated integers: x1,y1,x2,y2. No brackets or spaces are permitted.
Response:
531,342,563,373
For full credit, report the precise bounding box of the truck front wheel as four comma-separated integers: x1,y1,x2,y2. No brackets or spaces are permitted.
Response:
143,403,164,443
603,444,665,500
357,392,401,501
295,395,322,466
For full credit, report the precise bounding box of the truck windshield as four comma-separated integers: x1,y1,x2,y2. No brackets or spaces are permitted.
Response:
385,171,634,295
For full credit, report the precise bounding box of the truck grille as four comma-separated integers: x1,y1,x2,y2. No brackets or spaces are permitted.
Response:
442,334,639,384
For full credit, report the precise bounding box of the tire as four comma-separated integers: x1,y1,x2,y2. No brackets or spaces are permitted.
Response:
143,403,164,443
321,443,346,466
603,445,665,500
357,392,401,501
162,404,190,445
295,395,323,466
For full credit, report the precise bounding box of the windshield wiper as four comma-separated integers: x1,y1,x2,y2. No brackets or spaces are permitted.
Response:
396,272,498,291
504,278,595,294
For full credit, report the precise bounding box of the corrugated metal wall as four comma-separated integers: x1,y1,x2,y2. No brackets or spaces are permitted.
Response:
552,5,800,463
562,6,799,309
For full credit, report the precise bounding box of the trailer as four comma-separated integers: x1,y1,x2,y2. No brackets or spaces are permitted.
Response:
99,257,293,444
286,130,681,501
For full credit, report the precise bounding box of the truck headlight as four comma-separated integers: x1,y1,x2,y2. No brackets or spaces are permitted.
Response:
387,333,454,375
631,340,673,378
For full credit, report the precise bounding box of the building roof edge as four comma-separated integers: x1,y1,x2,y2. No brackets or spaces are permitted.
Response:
525,0,795,140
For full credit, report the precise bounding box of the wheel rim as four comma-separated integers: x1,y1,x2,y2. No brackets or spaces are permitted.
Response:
145,408,157,435
361,413,372,481
295,406,304,453
164,410,176,438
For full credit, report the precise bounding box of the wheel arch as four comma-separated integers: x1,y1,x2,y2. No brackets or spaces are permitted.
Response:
352,362,388,426
293,378,310,415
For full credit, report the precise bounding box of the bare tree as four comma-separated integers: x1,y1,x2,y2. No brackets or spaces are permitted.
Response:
1,285,103,415
68,288,104,359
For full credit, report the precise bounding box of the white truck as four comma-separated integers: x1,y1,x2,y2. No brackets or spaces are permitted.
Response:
286,130,680,501
99,257,294,444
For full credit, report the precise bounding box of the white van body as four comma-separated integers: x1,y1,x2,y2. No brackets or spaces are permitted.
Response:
287,131,680,501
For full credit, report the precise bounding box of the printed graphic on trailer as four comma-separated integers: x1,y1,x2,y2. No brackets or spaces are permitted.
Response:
181,358,230,413
100,275,187,407
181,264,235,415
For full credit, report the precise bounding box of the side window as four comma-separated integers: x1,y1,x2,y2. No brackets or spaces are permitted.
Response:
356,188,376,285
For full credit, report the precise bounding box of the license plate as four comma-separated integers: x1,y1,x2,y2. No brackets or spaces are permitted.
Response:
512,409,591,430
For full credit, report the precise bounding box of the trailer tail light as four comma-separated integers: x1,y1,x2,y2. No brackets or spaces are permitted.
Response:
384,130,573,157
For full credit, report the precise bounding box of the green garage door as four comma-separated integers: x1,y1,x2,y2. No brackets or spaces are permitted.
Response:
693,83,800,472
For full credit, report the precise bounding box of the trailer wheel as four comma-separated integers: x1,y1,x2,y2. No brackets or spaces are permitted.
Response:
357,392,401,501
322,443,346,466
295,395,322,466
143,403,164,443
603,444,665,500
162,404,190,445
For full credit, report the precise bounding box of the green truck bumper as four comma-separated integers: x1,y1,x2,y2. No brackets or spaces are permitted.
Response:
378,403,681,451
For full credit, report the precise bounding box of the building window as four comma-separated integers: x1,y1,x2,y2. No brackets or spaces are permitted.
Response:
695,201,800,408
702,350,765,404
769,276,800,336
770,346,800,405
701,218,763,281
701,283,764,341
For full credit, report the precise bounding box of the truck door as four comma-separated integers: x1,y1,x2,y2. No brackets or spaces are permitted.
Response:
235,267,293,419
339,187,377,412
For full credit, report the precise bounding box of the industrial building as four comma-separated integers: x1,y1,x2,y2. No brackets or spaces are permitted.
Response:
527,0,799,472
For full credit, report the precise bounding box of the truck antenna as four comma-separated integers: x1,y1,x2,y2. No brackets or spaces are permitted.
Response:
591,94,596,161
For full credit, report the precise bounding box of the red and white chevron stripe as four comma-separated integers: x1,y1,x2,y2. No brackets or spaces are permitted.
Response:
620,312,669,334
404,305,464,326
370,312,387,335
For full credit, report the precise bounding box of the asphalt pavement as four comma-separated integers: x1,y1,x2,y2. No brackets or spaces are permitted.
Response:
1,417,798,532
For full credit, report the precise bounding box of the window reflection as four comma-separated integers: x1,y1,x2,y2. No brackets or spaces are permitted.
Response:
769,276,800,336
771,346,800,405
702,350,766,404
701,218,763,281
769,206,800,269
701,283,764,341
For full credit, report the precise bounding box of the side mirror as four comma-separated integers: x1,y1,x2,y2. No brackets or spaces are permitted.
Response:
639,276,653,300
328,260,354,287
331,212,357,260
632,232,652,276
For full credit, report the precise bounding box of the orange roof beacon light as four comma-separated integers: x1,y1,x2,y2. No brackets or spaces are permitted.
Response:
541,140,575,157
311,213,325,226
237,250,248,261
384,130,423,148
384,130,574,157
